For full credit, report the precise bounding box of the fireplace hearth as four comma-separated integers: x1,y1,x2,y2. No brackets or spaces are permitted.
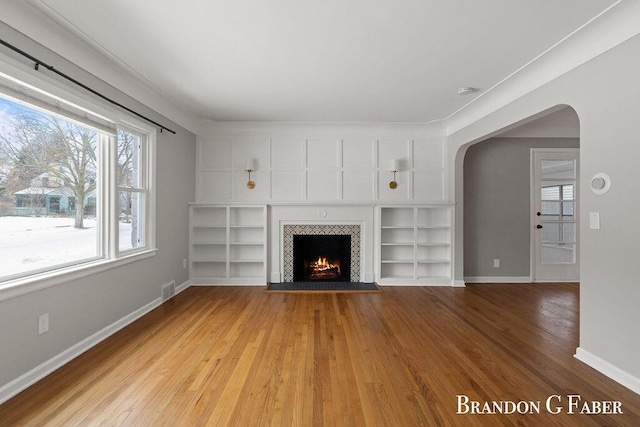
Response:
293,235,351,282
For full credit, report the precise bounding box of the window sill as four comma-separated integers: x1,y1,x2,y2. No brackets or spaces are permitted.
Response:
0,249,158,303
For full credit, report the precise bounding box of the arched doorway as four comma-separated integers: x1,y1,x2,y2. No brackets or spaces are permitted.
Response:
457,106,580,283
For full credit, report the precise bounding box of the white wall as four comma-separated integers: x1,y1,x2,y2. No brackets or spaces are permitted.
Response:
196,121,446,203
0,23,196,398
197,121,446,284
448,33,640,391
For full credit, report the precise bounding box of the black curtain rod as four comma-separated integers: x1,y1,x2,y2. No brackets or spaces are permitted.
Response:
0,38,176,134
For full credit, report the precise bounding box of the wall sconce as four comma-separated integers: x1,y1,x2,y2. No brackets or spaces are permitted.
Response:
389,159,400,189
245,159,256,189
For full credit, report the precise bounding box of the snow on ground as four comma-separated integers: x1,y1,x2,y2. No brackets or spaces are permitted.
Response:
0,216,129,279
0,216,96,242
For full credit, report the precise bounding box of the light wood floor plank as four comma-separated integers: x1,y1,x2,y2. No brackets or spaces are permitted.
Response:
2,284,640,426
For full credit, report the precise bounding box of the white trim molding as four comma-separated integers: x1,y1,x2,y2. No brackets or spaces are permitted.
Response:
452,280,466,287
0,250,157,303
175,280,191,294
464,276,533,284
575,347,640,395
446,1,639,135
0,279,190,405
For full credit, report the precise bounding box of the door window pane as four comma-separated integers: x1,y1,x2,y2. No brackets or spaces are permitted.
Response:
541,201,561,219
541,223,575,243
562,202,574,220
562,184,574,201
542,243,576,263
541,160,575,179
542,185,560,201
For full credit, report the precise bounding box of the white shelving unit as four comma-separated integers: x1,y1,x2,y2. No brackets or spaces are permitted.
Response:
190,204,267,285
377,205,452,285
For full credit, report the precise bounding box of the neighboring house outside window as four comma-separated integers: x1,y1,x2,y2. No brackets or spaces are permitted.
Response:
0,71,156,288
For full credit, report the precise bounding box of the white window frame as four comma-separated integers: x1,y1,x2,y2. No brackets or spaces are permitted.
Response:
112,124,156,257
0,53,157,303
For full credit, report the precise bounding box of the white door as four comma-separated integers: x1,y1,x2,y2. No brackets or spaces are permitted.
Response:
532,149,579,282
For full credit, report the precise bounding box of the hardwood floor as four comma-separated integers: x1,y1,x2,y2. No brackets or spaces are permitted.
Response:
2,284,640,426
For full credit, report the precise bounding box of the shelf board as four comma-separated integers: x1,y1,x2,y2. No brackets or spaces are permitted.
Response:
229,225,264,229
230,241,265,246
381,225,414,229
192,258,227,263
381,259,414,264
229,259,265,263
416,225,450,230
416,242,450,247
417,259,450,264
381,242,414,246
193,241,226,246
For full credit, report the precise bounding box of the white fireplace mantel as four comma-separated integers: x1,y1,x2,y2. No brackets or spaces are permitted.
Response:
269,204,375,283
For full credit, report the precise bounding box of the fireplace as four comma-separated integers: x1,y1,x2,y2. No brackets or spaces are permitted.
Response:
293,235,351,282
282,223,361,282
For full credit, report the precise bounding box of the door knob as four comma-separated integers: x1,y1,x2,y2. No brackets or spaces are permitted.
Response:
536,224,543,229
536,212,541,216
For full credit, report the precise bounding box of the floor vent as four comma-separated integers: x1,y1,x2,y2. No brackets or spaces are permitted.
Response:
162,281,176,302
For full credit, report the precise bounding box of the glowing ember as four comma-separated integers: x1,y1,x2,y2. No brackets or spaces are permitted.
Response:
307,256,341,279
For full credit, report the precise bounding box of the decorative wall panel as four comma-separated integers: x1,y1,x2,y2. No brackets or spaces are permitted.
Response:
307,171,338,200
307,139,338,168
196,125,446,203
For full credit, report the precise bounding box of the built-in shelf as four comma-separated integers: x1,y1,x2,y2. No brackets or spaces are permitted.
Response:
190,204,267,285
377,205,452,285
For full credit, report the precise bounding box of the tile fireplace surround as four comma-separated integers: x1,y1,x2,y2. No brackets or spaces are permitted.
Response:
269,204,375,284
282,224,361,282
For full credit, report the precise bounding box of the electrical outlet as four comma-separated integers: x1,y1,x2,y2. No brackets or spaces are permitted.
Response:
38,313,49,335
493,259,500,268
183,258,187,269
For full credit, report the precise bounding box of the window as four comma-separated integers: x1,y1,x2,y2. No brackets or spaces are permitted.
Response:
117,129,148,252
0,76,155,285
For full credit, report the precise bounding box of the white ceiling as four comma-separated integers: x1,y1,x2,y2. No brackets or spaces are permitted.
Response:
28,0,617,123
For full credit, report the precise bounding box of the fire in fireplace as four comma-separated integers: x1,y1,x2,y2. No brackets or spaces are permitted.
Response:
293,234,351,282
307,256,341,280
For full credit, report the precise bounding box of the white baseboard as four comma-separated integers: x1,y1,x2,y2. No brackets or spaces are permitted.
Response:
464,276,533,283
574,347,640,395
191,282,266,286
0,279,190,405
175,279,191,294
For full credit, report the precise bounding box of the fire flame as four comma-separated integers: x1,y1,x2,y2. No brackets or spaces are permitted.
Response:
309,256,340,277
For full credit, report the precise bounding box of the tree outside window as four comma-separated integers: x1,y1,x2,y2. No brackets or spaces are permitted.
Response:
0,96,99,278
